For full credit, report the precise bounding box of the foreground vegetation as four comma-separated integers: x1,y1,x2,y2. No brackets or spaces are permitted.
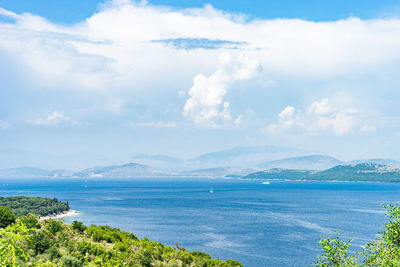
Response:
316,204,400,266
0,208,242,266
0,196,70,217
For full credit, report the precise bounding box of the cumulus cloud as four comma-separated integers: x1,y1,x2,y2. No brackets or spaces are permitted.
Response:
1,1,400,93
183,53,260,127
265,98,365,136
1,0,400,132
32,111,76,126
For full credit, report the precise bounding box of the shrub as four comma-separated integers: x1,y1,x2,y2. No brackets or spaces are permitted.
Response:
47,219,63,235
30,231,52,255
48,245,61,259
18,213,40,229
0,206,16,228
72,220,86,233
61,255,83,267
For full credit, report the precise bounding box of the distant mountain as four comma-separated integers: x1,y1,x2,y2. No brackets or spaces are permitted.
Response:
188,145,310,169
347,158,400,166
130,154,185,171
72,162,171,178
244,163,400,182
182,167,258,178
0,167,69,178
257,155,343,170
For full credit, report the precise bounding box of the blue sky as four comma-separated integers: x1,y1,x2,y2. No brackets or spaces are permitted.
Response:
1,0,400,169
1,0,400,23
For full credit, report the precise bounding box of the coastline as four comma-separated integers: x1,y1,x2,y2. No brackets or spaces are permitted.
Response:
40,209,79,220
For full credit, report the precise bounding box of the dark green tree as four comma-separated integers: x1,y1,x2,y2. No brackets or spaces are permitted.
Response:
0,206,16,228
30,231,52,255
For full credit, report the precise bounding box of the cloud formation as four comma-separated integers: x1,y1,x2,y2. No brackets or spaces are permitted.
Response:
266,98,364,136
183,53,260,127
32,111,76,127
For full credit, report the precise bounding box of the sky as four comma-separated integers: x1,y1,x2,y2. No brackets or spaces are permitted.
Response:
1,0,400,169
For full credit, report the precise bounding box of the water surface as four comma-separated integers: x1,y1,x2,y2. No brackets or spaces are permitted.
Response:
0,178,397,266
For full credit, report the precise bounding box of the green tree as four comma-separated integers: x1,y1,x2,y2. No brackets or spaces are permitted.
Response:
47,219,62,235
315,233,356,266
30,231,52,255
0,206,16,228
71,220,86,233
0,222,30,266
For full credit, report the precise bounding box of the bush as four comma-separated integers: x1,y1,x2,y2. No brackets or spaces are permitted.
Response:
30,231,52,255
61,255,83,267
18,213,40,229
0,206,16,228
48,245,61,259
72,220,86,233
47,219,63,235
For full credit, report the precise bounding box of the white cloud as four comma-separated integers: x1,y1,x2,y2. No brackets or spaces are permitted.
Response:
266,98,364,136
32,111,76,126
183,52,260,127
130,121,178,128
1,2,400,93
1,1,400,131
0,120,9,129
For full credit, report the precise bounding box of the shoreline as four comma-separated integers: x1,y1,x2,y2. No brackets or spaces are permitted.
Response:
40,209,79,220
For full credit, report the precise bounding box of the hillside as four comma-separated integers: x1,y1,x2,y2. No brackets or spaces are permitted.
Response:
257,155,343,170
0,211,242,266
72,162,170,178
244,163,400,182
0,196,70,217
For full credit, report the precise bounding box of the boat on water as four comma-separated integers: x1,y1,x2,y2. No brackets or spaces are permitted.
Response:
262,181,270,185
210,188,214,193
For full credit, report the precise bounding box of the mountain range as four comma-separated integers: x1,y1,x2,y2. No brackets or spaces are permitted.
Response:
0,148,399,179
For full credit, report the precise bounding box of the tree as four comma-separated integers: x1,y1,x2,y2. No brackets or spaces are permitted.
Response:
0,222,30,266
315,233,356,266
72,220,86,233
30,231,52,255
0,206,16,228
47,219,62,235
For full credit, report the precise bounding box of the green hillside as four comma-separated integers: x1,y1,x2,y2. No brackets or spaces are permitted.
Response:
0,197,242,267
0,196,70,217
244,163,400,182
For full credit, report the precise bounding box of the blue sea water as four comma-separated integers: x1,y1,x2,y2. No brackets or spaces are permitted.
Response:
0,178,399,266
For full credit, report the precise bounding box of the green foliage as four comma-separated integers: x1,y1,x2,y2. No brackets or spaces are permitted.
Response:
17,213,40,229
0,222,30,266
48,245,61,259
315,204,400,266
0,196,69,217
315,233,356,266
0,206,16,228
46,219,63,235
30,230,52,255
61,255,83,267
0,209,242,267
71,220,86,233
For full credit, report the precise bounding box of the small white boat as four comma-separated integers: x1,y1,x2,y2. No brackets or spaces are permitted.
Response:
262,181,270,185
210,188,214,193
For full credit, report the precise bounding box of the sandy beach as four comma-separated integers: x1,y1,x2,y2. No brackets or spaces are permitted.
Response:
40,209,79,220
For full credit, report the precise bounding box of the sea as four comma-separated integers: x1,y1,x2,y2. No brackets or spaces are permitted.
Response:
0,177,398,267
